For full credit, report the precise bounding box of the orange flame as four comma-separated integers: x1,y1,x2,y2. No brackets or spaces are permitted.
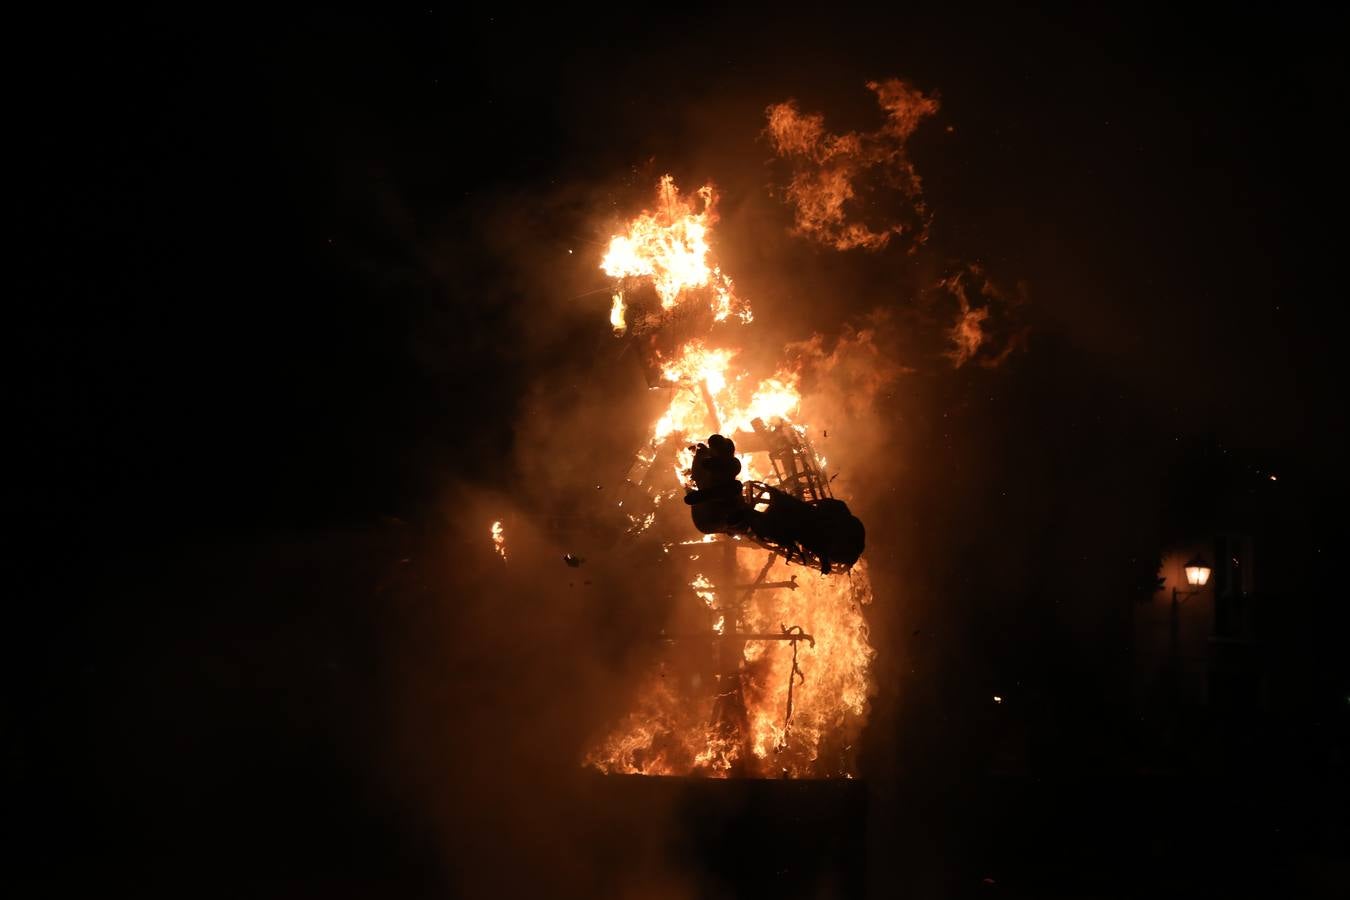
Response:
490,521,507,561
939,264,1029,369
600,175,750,327
766,78,939,252
585,177,876,778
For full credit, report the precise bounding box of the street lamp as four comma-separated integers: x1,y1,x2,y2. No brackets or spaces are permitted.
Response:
1175,555,1212,603
1168,554,1211,709
1184,556,1212,588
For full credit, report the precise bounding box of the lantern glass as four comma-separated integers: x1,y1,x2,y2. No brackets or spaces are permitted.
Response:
1184,556,1211,587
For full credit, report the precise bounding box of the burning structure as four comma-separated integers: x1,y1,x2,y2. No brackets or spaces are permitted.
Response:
684,429,865,574
584,176,876,779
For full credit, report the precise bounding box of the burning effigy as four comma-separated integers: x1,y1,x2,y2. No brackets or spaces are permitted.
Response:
584,175,876,779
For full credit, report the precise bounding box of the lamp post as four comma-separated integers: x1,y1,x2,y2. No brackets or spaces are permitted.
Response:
1170,555,1212,705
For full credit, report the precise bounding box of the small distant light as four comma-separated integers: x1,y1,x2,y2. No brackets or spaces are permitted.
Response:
993,695,1003,704
1269,474,1278,481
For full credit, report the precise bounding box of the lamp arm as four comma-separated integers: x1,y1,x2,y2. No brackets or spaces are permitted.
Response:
1171,585,1201,604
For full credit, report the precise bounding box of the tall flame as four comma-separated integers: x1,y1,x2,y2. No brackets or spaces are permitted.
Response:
601,176,750,327
586,177,876,778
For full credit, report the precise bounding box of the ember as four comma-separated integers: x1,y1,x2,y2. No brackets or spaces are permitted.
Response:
490,520,507,562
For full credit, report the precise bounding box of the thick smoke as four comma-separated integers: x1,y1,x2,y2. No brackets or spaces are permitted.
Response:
784,318,913,497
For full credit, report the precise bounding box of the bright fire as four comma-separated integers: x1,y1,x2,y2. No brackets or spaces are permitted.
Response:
601,175,751,330
586,177,876,778
490,520,506,561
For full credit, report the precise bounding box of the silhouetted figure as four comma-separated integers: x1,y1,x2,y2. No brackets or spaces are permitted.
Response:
682,433,866,573
684,434,747,534
796,497,866,572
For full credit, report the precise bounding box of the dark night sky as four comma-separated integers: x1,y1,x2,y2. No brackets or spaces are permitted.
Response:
13,8,1348,897
15,10,1347,537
